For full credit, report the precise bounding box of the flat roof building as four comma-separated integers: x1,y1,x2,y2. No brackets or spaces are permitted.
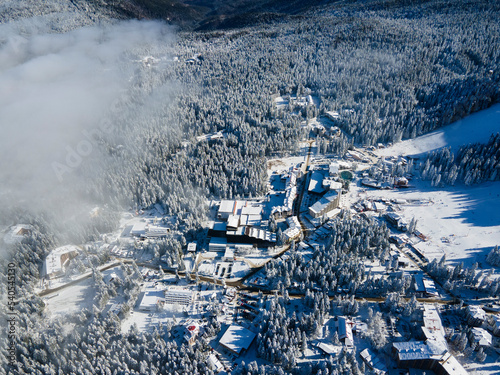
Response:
329,162,339,176
241,205,262,216
139,289,164,311
322,178,343,191
223,247,235,261
164,287,194,306
145,225,170,238
209,237,228,252
227,215,240,231
130,222,147,237
218,200,238,220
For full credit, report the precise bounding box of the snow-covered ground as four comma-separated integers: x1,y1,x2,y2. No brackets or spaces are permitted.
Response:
463,352,500,375
267,155,307,177
43,278,94,318
345,105,500,268
376,103,500,157
43,266,126,318
353,179,500,267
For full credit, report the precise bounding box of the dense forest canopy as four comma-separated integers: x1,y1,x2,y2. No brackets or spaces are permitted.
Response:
0,0,499,374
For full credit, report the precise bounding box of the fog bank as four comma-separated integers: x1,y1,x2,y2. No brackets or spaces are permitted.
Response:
0,20,175,224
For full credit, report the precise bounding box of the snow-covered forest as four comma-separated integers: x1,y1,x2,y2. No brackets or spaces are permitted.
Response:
265,215,400,296
420,133,500,186
1,0,500,374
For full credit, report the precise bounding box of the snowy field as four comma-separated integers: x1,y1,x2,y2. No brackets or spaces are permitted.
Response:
267,155,307,177
43,266,126,318
121,286,226,334
43,278,94,318
376,103,500,157
346,105,500,268
353,179,500,267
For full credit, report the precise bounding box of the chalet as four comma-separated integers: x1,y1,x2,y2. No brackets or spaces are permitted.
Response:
469,327,492,348
3,224,33,244
413,275,439,298
389,235,406,248
184,320,200,346
385,212,408,231
423,279,439,298
317,342,342,357
337,317,354,347
283,216,301,241
466,305,486,327
395,177,409,187
360,348,388,374
325,111,340,122
43,245,79,279
271,167,299,218
486,314,500,336
207,354,223,372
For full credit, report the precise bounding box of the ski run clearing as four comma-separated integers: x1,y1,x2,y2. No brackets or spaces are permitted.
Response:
376,103,500,157
367,103,500,267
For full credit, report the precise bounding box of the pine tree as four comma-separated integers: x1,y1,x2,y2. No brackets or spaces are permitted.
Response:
476,347,487,363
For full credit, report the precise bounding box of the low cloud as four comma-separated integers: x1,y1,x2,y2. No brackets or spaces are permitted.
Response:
0,20,175,223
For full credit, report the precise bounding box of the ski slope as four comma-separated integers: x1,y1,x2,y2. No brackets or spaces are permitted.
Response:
376,103,500,157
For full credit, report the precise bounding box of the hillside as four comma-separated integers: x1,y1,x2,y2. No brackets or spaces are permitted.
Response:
376,103,500,157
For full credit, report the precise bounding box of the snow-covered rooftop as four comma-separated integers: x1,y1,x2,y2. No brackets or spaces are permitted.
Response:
309,190,339,216
139,289,164,310
470,327,492,347
219,324,256,355
467,305,486,320
393,341,445,361
4,224,33,244
308,171,325,193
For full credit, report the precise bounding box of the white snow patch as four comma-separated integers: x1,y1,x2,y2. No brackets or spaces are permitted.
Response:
376,103,500,157
354,180,500,266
